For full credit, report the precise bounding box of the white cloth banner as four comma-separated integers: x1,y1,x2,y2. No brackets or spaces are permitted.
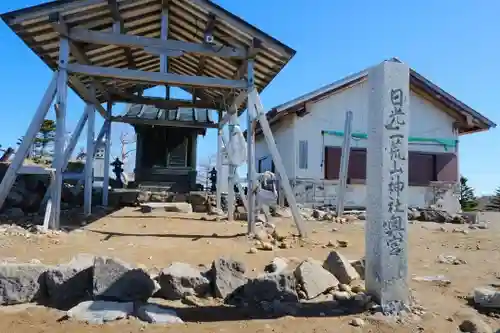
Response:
228,125,247,166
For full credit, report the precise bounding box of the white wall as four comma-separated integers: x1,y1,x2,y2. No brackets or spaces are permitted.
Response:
254,79,460,210
294,79,458,179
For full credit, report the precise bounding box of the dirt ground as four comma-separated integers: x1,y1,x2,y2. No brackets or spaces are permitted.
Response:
0,207,499,333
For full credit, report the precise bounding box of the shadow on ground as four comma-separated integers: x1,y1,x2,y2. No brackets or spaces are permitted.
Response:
86,229,247,241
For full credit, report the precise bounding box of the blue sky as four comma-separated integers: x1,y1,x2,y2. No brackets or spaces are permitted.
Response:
0,0,498,195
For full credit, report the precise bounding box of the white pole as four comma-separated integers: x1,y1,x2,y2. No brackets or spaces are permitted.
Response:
250,89,306,237
51,37,70,229
246,59,256,235
0,72,58,208
102,102,112,206
216,126,223,210
84,91,96,216
227,114,238,222
336,110,353,217
161,5,170,98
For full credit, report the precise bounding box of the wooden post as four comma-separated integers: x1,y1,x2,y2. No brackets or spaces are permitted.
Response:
51,37,70,229
249,89,306,237
336,110,353,217
247,59,256,235
102,102,112,206
84,89,96,216
0,72,58,209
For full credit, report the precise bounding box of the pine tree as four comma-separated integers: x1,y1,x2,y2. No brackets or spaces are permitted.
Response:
34,119,56,158
459,176,478,211
485,187,500,211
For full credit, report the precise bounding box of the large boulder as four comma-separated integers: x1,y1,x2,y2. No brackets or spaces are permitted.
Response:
45,254,94,309
244,272,298,303
93,257,155,302
157,262,210,300
294,259,339,299
418,209,453,223
473,287,500,308
0,264,49,305
67,300,134,324
211,257,247,300
323,251,360,284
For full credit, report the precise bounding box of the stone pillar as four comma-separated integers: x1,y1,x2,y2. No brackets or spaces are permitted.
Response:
365,60,410,315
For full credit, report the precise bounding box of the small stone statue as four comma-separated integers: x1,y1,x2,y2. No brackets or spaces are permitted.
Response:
209,167,217,193
111,158,124,187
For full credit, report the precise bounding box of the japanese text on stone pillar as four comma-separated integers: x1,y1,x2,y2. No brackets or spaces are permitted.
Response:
384,88,406,256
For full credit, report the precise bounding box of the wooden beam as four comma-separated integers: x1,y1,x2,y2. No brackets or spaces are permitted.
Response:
112,93,216,109
107,0,137,69
68,28,247,59
66,63,248,89
193,13,216,102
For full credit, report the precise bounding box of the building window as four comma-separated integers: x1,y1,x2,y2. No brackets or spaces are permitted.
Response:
324,146,458,185
298,140,308,170
258,156,274,173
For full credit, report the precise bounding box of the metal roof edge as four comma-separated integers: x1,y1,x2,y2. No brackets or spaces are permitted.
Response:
263,59,496,132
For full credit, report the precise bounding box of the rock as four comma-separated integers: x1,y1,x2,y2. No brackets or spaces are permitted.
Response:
338,283,351,292
264,257,289,275
453,228,469,234
259,241,274,251
93,256,155,302
157,262,210,300
350,258,365,279
272,207,292,218
137,191,151,203
408,208,420,221
254,228,269,241
312,209,326,220
150,192,168,202
458,318,492,333
278,242,290,249
45,254,94,309
337,240,348,248
473,287,500,308
66,300,134,324
211,257,247,300
0,263,48,305
351,282,366,294
208,207,225,216
460,212,479,224
136,304,183,324
320,213,332,221
437,254,466,265
163,203,193,213
358,212,367,220
244,273,298,303
271,229,287,242
419,209,453,223
350,318,365,327
331,290,351,301
248,247,258,254
323,251,360,284
294,259,339,299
